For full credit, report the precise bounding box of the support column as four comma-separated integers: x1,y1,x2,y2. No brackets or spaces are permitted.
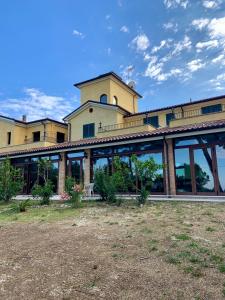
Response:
58,152,66,194
166,139,176,196
84,149,91,186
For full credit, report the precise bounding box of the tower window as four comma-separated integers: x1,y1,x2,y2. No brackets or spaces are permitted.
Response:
113,96,118,105
100,94,108,104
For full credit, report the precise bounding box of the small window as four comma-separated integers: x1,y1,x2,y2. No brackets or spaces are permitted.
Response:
143,116,159,128
201,104,222,115
7,132,11,145
100,94,107,104
33,131,40,142
112,96,118,105
166,113,175,126
57,132,65,143
83,123,95,138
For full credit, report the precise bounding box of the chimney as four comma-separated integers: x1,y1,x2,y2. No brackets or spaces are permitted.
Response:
22,115,27,122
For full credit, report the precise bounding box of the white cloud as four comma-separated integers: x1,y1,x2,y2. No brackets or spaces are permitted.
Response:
163,22,178,32
107,47,112,55
187,59,206,72
192,18,210,30
172,35,192,55
121,65,135,81
130,33,150,52
0,88,74,121
72,29,85,39
105,14,111,20
120,25,129,33
202,0,222,9
212,54,225,64
164,0,189,9
151,39,173,54
208,17,225,40
210,73,225,90
144,56,183,82
196,39,219,51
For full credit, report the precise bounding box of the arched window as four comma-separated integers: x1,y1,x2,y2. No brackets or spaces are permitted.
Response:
100,94,108,104
112,96,118,105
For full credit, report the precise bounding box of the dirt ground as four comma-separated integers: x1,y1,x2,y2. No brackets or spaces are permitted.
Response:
0,201,225,300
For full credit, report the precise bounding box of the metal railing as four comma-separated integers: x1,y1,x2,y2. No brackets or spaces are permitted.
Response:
174,104,225,119
98,119,147,133
97,104,225,133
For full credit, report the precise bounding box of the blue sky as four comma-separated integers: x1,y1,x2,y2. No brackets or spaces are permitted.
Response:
0,0,225,121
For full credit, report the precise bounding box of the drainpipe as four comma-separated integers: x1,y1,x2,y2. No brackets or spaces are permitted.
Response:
68,122,71,142
164,136,171,198
41,121,46,141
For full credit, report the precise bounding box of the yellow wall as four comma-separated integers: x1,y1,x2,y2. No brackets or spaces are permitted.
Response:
79,76,138,113
69,105,125,141
0,119,68,152
0,141,56,154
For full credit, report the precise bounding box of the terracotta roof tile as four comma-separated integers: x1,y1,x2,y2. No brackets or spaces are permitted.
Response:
1,119,225,157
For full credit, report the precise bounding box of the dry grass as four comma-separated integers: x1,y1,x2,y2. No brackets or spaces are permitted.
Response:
0,201,225,299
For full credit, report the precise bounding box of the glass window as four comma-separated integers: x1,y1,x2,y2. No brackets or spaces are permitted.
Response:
135,153,164,193
143,116,159,128
56,132,65,143
93,157,112,174
201,104,222,115
100,94,108,104
83,123,95,138
175,133,225,147
92,147,112,156
67,151,85,158
48,162,59,193
137,140,163,151
33,131,40,142
166,113,175,126
114,144,136,154
175,148,192,193
193,148,215,193
216,145,225,193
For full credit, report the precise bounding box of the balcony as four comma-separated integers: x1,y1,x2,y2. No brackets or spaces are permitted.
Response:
174,104,225,119
98,119,147,133
170,104,225,127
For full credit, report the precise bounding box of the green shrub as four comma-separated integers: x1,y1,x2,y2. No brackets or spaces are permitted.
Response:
0,159,23,202
94,169,116,203
10,199,31,213
32,181,53,205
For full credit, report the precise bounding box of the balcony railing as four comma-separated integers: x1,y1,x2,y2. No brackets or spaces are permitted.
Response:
98,104,225,134
174,104,225,119
98,119,148,133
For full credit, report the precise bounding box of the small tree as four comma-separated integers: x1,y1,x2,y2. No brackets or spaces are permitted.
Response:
94,169,116,203
0,159,23,202
32,159,54,205
130,154,162,205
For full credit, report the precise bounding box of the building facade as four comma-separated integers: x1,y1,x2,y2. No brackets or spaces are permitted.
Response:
1,72,225,197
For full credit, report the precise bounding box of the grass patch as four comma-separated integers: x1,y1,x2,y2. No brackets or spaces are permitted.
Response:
0,203,81,223
206,226,216,232
174,233,191,241
218,263,225,273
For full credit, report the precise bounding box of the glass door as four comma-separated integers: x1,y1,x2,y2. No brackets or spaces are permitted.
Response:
192,147,217,195
68,159,83,184
215,144,225,195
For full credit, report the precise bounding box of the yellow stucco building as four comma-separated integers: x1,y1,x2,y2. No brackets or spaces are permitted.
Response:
1,71,225,197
